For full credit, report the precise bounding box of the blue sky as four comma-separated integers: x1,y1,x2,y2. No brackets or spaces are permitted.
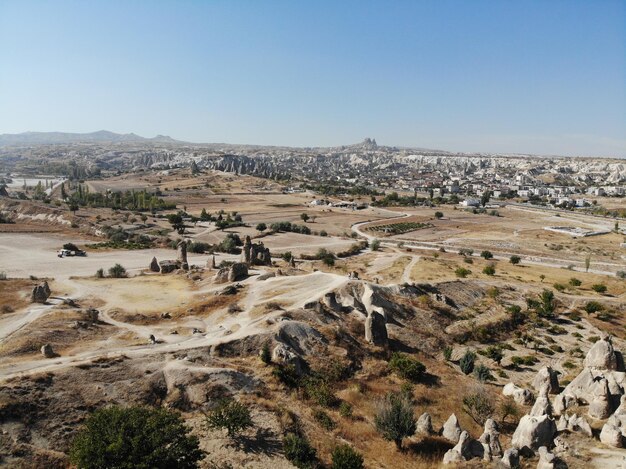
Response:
1,0,624,156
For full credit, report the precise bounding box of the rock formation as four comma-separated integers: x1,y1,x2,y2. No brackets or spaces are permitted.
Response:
478,419,502,458
442,413,463,443
533,366,560,395
537,446,557,469
215,262,249,283
31,281,51,303
584,335,619,370
503,382,534,405
589,377,613,419
416,412,434,435
242,235,271,266
177,240,189,270
530,384,553,417
41,344,55,358
511,414,557,451
501,448,520,468
159,260,179,274
364,311,387,346
443,431,473,464
600,419,624,448
149,256,160,272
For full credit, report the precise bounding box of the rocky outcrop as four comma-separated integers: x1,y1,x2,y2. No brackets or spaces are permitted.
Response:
31,281,51,303
41,344,55,358
530,384,553,417
501,448,520,468
565,414,593,437
443,431,472,464
537,446,557,469
242,235,271,266
442,413,463,443
533,366,560,395
149,257,160,272
159,260,179,274
276,321,326,356
177,240,189,270
600,420,624,448
552,393,575,416
364,311,387,346
584,336,619,371
479,419,502,458
589,378,613,419
511,414,557,451
503,382,534,405
416,412,434,435
215,263,249,283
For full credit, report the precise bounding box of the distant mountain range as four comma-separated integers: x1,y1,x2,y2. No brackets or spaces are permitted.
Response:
0,130,182,146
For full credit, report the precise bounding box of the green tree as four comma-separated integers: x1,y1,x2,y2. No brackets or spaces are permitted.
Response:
509,255,521,265
592,284,607,294
69,406,203,469
481,191,491,207
283,433,317,468
388,352,426,382
434,211,444,219
167,213,185,234
480,250,493,259
537,289,556,318
206,399,253,438
459,350,476,375
483,265,496,276
256,222,267,232
374,392,416,450
108,264,127,278
371,239,381,251
331,444,364,469
300,213,310,223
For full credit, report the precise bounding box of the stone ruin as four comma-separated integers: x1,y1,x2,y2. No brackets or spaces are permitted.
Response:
242,235,271,266
158,239,189,273
31,281,51,303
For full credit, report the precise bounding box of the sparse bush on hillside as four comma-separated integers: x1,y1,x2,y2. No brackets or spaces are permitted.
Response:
509,255,521,265
206,399,253,438
283,433,317,469
474,364,494,382
260,342,272,364
331,444,364,469
459,350,476,375
484,345,504,365
499,396,520,424
443,345,453,361
95,268,104,278
592,284,607,294
584,301,604,314
374,392,417,450
371,239,381,251
388,352,426,382
455,267,471,278
553,283,566,292
462,387,495,426
69,406,202,469
483,264,496,276
313,409,336,430
569,277,582,287
480,250,493,259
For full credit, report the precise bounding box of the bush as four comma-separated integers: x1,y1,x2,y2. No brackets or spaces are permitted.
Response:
483,265,496,276
303,378,337,407
434,211,444,219
260,342,272,364
108,263,127,278
256,222,267,232
283,433,317,468
188,242,210,254
320,230,328,237
69,406,203,469
480,250,493,259
206,399,253,437
584,301,604,314
313,409,336,430
388,352,426,382
339,402,353,418
331,444,364,469
509,255,521,265
569,277,582,287
443,345,453,361
499,396,520,424
474,364,494,382
462,388,495,426
459,350,476,374
455,267,471,278
95,268,104,278
272,364,301,388
484,345,503,365
592,284,607,294
374,392,416,449
371,239,381,251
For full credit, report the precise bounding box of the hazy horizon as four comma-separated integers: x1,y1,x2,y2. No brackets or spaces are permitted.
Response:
1,1,625,157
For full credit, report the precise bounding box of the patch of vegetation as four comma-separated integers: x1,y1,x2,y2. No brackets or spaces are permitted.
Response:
459,350,476,374
108,263,127,278
331,444,364,469
388,352,426,382
374,392,416,450
462,388,494,426
283,433,317,469
455,267,472,278
313,409,336,431
206,399,253,437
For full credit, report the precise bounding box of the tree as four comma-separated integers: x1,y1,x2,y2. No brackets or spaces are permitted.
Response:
108,264,127,278
283,433,317,468
455,267,471,278
481,191,491,207
484,345,503,365
459,350,476,374
509,255,521,265
256,222,267,232
371,239,381,251
206,399,253,438
592,284,607,294
569,277,582,287
483,265,496,276
331,444,364,469
69,406,203,469
537,289,556,318
260,342,272,364
200,208,210,221
539,274,546,283
388,352,426,382
300,213,310,223
374,392,416,450
480,250,493,260
434,211,444,219
462,387,495,426
167,213,185,234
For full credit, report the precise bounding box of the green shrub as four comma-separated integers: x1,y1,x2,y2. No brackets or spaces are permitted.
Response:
592,284,607,294
459,351,476,375
443,345,453,361
283,433,317,468
553,283,566,292
509,255,521,265
95,268,104,278
260,342,272,364
388,352,426,382
371,239,381,251
69,406,202,469
206,399,253,437
584,301,603,314
303,378,337,407
474,364,493,382
569,278,582,287
313,409,336,430
272,364,301,388
480,250,493,259
108,263,127,278
331,444,364,469
483,265,496,276
462,388,494,426
339,402,353,418
484,345,503,365
374,392,416,450
455,267,471,278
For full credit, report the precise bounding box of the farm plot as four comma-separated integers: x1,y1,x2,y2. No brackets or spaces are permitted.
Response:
365,221,432,236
